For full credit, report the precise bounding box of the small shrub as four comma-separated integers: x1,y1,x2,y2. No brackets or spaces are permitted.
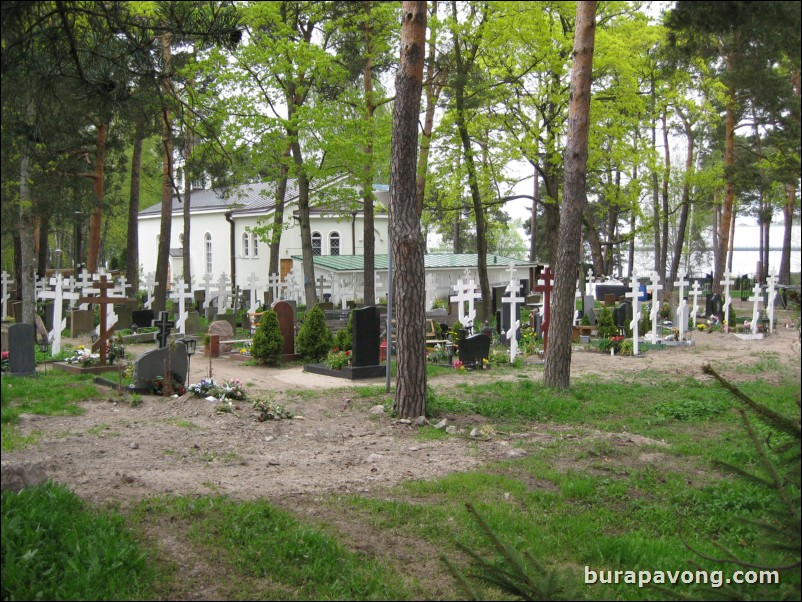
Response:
296,305,334,361
596,307,618,339
251,309,284,365
333,312,353,352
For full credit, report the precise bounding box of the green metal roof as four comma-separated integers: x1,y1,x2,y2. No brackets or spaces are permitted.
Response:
291,253,531,272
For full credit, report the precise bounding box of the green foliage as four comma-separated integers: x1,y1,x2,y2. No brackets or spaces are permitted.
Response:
442,503,561,601
250,309,284,365
596,307,618,340
1,482,156,601
580,314,591,326
296,305,334,362
334,312,353,352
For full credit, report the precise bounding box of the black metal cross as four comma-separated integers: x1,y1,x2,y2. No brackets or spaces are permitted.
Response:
152,311,175,348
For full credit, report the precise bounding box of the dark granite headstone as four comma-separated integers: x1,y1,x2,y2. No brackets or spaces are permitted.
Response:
614,301,632,334
458,332,491,368
604,293,617,307
706,293,723,318
114,304,133,330
272,300,296,358
596,283,629,302
193,290,205,311
70,309,94,337
130,341,187,393
8,323,36,376
132,309,155,329
352,306,380,367
42,302,55,332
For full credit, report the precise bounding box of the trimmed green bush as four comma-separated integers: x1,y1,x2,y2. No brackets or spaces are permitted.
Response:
596,306,618,339
251,309,284,365
333,312,353,352
296,305,334,361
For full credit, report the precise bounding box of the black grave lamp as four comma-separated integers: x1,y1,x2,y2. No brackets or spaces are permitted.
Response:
38,336,51,371
182,338,197,384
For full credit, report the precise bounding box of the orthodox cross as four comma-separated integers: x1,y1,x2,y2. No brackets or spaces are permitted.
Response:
74,269,96,310
720,271,735,328
170,280,194,334
503,280,525,363
674,269,689,341
465,280,481,329
214,273,231,312
152,311,175,349
533,266,554,354
748,282,762,335
140,272,158,310
574,280,582,326
449,279,470,326
647,271,663,344
40,273,79,355
199,273,215,309
1,271,13,320
625,277,641,356
689,281,702,327
766,271,778,334
268,273,282,302
78,274,135,364
316,274,330,302
246,272,261,312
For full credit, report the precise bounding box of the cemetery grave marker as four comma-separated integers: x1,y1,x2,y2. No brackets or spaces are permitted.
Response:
647,271,662,344
169,280,194,335
690,280,702,327
625,277,641,356
1,272,13,320
502,278,524,362
78,274,136,365
142,272,159,310
766,271,777,333
748,282,762,336
534,266,554,353
152,311,175,349
674,269,689,341
720,270,735,330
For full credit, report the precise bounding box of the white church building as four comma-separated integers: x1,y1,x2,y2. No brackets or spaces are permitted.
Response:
137,177,534,307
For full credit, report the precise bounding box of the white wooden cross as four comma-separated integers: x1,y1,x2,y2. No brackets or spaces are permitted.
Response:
36,274,65,354
648,271,663,344
720,270,735,329
374,272,383,298
766,270,778,334
625,276,642,356
585,268,595,297
268,273,283,302
337,276,354,310
503,279,524,362
74,269,96,310
316,274,331,303
214,273,231,313
199,273,215,309
748,281,762,335
246,272,262,313
574,280,582,325
463,268,474,281
142,272,159,310
35,275,48,297
113,275,132,298
465,280,482,329
690,280,702,328
506,263,518,284
450,279,470,326
170,279,194,334
1,271,13,320
674,269,689,341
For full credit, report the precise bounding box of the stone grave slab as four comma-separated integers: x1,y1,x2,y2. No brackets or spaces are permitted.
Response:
458,332,491,368
129,341,188,394
70,309,95,337
272,300,298,360
132,309,155,329
184,310,202,335
114,304,133,330
8,323,37,376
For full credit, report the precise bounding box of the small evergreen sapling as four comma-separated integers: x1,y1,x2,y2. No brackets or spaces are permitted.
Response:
296,305,334,361
250,309,283,365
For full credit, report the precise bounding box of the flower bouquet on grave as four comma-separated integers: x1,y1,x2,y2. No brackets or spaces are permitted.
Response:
453,360,466,372
151,373,187,397
326,349,351,370
188,377,219,398
1,351,8,373
220,378,248,402
65,345,101,367
610,336,625,353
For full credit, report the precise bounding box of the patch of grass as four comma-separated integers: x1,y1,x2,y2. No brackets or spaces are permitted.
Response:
133,495,416,600
1,482,157,601
166,419,199,429
2,372,99,451
414,425,450,441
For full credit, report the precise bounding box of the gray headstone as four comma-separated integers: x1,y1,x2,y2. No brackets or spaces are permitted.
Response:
193,290,205,311
351,306,381,367
205,305,217,322
114,304,133,330
613,302,632,332
706,293,723,318
208,320,235,353
43,302,55,332
130,341,188,392
272,300,296,357
184,310,202,335
584,296,596,325
70,309,94,337
8,323,36,376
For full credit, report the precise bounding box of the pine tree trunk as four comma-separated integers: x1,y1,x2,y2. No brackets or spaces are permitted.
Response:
268,145,291,300
544,0,596,390
87,120,108,274
778,182,795,285
391,0,427,419
126,116,144,293
154,32,173,314
714,77,737,292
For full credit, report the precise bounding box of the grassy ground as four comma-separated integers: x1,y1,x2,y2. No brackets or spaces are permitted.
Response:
1,356,799,600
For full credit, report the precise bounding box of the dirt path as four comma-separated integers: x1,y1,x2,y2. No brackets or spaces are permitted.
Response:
4,313,799,508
